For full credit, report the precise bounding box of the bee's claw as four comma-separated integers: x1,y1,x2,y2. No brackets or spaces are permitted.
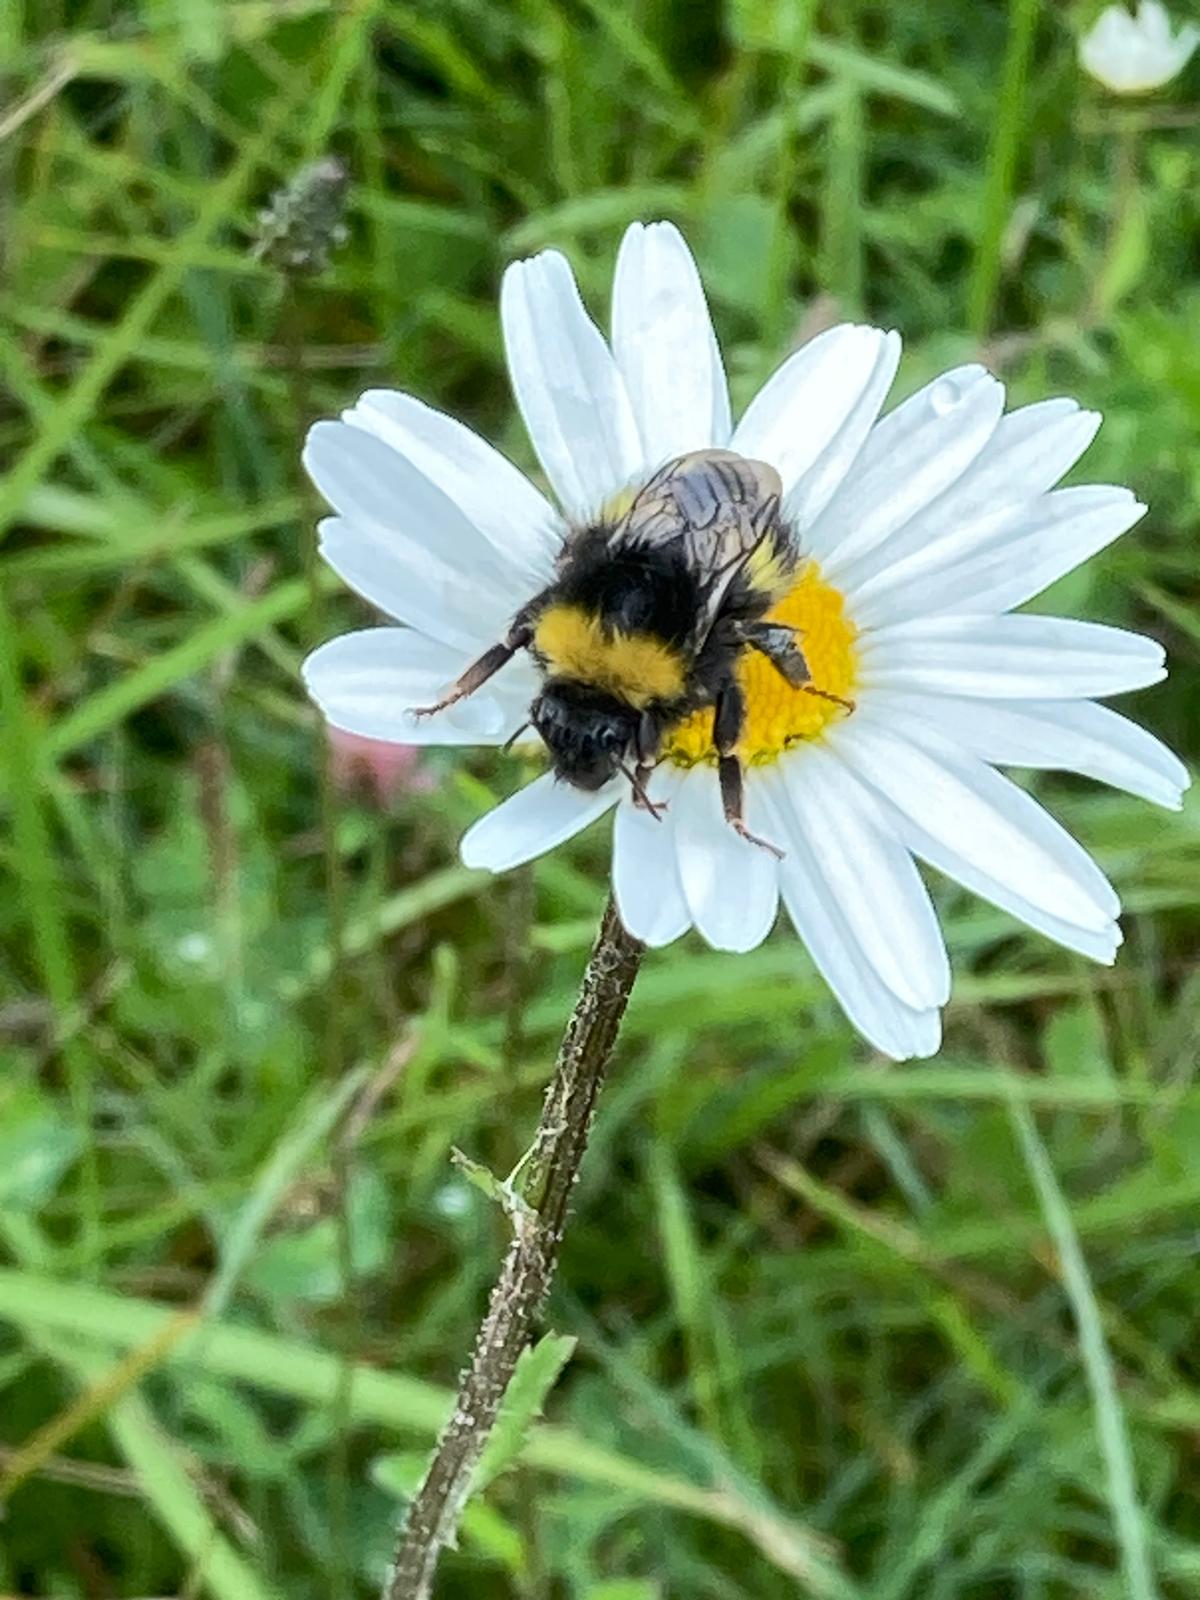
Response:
802,685,855,716
732,820,785,860
411,693,461,719
635,794,669,822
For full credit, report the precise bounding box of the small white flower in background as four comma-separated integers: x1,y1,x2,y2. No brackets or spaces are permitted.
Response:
301,221,1187,1061
1080,1,1199,93
176,931,214,965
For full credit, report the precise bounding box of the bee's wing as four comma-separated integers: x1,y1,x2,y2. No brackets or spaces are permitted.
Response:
612,450,788,651
687,511,783,651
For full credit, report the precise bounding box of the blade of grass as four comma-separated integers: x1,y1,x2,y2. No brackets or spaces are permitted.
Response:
1,495,302,575
0,1307,201,1504
278,864,489,1001
0,583,99,1268
54,1338,275,1600
0,1266,840,1582
820,78,866,315
650,1142,726,1447
807,38,960,116
649,1142,761,1476
201,1065,370,1322
1007,1097,1160,1600
0,49,318,544
967,0,1039,336
763,0,816,356
41,572,323,765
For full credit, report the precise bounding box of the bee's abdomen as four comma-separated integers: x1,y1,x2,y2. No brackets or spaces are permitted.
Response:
742,527,798,603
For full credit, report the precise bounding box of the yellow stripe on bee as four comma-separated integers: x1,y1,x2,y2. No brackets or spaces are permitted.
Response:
744,538,792,600
534,603,686,707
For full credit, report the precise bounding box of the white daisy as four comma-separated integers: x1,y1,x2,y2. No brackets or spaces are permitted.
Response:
1080,1,1199,94
302,221,1187,1061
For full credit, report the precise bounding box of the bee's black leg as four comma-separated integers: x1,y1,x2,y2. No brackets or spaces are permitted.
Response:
739,622,811,687
625,711,668,816
714,682,784,859
733,621,855,712
411,622,533,718
620,761,668,820
636,710,659,767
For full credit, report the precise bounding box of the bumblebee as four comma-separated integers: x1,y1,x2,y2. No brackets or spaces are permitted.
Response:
415,448,847,852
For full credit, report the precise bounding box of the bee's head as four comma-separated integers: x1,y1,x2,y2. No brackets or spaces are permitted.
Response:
530,680,637,792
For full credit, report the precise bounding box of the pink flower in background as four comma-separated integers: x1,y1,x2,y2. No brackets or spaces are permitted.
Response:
328,727,430,804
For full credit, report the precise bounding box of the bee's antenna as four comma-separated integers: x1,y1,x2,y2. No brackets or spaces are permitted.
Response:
501,721,532,754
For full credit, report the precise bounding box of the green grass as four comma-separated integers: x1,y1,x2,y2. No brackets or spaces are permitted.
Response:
2,1,1200,1596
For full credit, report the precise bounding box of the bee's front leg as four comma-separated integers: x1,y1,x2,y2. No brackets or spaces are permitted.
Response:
411,620,533,718
713,681,784,859
625,711,669,820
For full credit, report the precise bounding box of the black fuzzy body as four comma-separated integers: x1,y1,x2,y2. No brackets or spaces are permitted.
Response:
516,449,798,791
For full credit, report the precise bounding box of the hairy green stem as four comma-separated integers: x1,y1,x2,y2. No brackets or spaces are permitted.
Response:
384,899,645,1600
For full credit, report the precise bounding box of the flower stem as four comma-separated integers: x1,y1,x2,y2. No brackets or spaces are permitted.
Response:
384,898,645,1600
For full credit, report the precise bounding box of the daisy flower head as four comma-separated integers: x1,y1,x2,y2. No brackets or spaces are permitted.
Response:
302,221,1187,1061
1080,1,1199,94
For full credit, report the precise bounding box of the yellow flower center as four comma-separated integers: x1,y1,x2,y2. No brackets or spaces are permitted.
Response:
663,562,857,766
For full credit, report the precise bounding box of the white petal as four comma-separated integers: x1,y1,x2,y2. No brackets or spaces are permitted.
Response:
828,714,1119,933
731,326,899,517
869,690,1189,811
305,422,529,650
460,771,619,872
303,628,533,746
758,772,942,1060
841,399,1101,589
858,614,1166,700
344,390,560,579
777,747,950,1008
1141,1,1177,45
672,767,779,953
849,487,1145,626
880,804,1122,965
1081,2,1198,90
611,221,731,466
501,249,643,521
786,332,903,529
317,517,499,654
612,769,692,946
964,398,1102,501
812,366,1005,576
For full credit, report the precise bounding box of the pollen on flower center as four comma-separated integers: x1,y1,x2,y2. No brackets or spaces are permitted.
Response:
663,563,857,766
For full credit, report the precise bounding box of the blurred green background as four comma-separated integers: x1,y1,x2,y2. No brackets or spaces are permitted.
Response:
3,1,1200,1596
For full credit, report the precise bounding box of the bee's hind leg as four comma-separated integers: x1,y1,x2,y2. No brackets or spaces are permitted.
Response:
733,620,811,687
734,621,855,713
411,621,533,718
714,682,784,859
